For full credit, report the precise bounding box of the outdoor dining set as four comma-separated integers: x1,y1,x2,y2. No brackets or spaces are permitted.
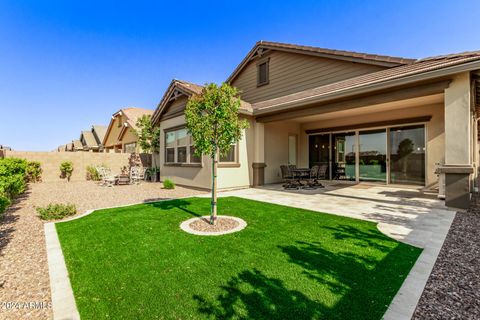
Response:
96,166,149,187
280,164,328,190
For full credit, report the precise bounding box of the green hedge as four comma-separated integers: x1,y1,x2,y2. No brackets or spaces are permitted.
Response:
0,158,42,216
37,203,77,220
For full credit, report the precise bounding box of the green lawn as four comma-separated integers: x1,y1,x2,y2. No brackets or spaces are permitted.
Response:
56,197,421,320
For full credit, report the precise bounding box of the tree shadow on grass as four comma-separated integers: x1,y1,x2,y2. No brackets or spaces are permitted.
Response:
321,225,393,253
194,238,420,319
146,199,203,218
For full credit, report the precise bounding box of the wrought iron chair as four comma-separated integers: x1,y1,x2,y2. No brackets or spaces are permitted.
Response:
280,165,298,189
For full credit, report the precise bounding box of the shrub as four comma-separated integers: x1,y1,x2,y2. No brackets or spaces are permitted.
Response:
26,161,42,182
0,158,27,198
86,165,101,181
37,203,77,220
60,161,74,181
0,194,10,216
163,179,175,189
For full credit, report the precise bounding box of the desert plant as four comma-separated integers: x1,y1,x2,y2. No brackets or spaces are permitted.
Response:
0,158,28,199
185,83,248,224
163,179,175,189
86,165,101,181
60,161,74,181
37,203,77,220
26,161,42,182
0,193,10,217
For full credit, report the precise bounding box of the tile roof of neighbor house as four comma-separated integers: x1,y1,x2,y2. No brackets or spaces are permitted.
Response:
252,51,480,112
227,41,416,83
91,125,107,144
121,107,154,131
80,130,99,148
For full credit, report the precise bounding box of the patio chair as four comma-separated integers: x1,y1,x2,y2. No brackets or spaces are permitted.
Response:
302,165,320,189
130,166,140,185
98,167,117,187
280,165,298,190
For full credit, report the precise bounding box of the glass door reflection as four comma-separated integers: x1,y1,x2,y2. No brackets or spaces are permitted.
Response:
332,132,356,181
359,129,387,183
389,125,425,185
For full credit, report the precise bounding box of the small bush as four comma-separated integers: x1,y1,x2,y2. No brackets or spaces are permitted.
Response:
26,161,42,182
37,203,77,220
86,165,101,181
0,194,10,216
60,161,74,181
163,179,175,189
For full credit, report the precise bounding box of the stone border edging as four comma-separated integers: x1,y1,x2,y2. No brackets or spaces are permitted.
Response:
45,221,83,320
180,215,247,236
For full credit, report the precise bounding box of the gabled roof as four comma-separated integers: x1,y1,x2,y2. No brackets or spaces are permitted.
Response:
91,125,107,145
227,41,415,83
152,79,253,124
72,139,83,150
102,107,153,146
80,130,99,149
252,51,480,113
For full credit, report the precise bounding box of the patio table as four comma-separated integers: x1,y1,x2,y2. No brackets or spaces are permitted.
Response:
291,168,311,181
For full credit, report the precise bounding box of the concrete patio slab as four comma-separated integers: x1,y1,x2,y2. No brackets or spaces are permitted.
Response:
212,182,456,320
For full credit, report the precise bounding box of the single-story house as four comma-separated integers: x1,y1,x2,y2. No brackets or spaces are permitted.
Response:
91,125,107,150
65,143,73,152
57,145,66,152
152,41,480,209
72,139,84,152
103,108,153,153
80,130,101,152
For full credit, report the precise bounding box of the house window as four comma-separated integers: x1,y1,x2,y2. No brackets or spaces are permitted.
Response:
164,127,202,165
124,142,136,153
257,58,269,87
220,144,237,163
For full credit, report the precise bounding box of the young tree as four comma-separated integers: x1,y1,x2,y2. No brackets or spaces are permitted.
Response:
136,115,160,154
185,83,249,225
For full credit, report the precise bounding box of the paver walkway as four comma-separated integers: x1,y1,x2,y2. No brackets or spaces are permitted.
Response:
214,182,456,320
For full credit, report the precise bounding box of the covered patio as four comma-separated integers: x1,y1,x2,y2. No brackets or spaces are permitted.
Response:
250,71,477,209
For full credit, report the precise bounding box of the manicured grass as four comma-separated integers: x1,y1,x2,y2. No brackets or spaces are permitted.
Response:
56,197,421,320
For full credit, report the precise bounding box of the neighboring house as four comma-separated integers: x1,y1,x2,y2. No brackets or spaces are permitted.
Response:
65,143,73,152
103,108,153,153
91,125,107,150
57,145,66,152
80,130,101,152
152,41,480,209
72,139,84,152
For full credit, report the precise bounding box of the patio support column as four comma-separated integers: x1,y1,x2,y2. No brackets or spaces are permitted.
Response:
252,122,266,186
441,72,474,208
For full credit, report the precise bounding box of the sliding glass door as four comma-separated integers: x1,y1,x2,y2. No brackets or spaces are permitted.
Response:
332,132,356,181
307,124,425,186
309,134,330,178
389,125,425,185
359,129,387,183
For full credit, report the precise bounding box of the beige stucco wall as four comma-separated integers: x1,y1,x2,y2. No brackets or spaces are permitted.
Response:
159,115,212,189
264,121,301,184
158,115,256,190
217,117,255,189
293,102,445,186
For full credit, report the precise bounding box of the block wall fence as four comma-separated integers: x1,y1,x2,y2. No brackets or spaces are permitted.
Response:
0,151,152,182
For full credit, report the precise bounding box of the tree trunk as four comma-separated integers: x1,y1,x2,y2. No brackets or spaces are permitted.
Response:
210,148,218,225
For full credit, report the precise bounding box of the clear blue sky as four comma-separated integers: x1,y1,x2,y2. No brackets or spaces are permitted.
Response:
1,0,479,151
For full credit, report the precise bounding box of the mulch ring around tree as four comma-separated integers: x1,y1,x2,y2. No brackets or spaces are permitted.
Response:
180,215,247,236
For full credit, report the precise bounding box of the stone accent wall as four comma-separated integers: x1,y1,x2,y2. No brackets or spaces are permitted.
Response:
2,151,151,182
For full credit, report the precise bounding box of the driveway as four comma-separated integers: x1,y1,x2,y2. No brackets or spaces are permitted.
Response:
216,182,456,320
